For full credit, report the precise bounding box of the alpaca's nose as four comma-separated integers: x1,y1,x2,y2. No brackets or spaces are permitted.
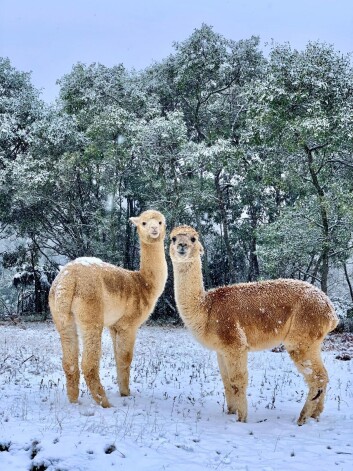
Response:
177,243,188,254
150,223,159,236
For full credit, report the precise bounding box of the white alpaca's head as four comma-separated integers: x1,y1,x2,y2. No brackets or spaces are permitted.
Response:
169,225,204,263
130,210,166,244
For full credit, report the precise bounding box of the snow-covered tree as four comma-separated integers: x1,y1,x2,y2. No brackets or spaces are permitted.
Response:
144,24,264,143
244,42,353,292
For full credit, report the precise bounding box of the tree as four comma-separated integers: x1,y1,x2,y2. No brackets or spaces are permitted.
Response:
0,58,43,165
145,24,264,143
0,58,45,239
244,42,353,292
2,32,353,319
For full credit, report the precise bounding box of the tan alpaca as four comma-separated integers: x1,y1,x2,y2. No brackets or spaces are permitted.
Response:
49,210,167,407
169,225,338,425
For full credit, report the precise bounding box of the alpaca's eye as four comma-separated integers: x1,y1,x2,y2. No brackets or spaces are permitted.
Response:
142,222,146,226
159,221,162,225
172,237,176,243
191,237,196,243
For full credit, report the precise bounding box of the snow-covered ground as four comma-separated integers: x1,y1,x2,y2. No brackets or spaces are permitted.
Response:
0,323,352,471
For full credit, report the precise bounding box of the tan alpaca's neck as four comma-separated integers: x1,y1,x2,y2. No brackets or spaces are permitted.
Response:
173,258,206,334
139,240,168,295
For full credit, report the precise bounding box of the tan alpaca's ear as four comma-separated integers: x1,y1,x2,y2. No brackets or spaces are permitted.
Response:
199,243,205,256
129,217,140,226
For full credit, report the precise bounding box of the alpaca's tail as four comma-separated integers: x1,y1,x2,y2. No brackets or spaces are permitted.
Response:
49,272,76,330
329,309,339,333
325,296,339,333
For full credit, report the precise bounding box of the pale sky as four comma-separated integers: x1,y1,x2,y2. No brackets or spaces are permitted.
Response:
1,0,352,102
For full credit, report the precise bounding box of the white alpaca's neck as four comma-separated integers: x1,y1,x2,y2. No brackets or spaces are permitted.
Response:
139,240,167,295
173,257,206,334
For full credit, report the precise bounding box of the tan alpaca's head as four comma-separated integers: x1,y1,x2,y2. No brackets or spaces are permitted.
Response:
130,210,166,244
169,225,204,263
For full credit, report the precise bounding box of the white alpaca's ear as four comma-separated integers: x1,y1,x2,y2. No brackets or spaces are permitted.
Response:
129,217,140,226
199,244,205,256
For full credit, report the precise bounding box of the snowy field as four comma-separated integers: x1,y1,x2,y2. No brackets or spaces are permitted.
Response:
0,323,352,471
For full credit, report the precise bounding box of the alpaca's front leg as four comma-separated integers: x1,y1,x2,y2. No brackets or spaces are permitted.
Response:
111,327,137,397
223,350,248,422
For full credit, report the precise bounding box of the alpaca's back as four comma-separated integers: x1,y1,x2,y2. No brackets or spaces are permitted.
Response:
203,279,338,351
50,257,154,329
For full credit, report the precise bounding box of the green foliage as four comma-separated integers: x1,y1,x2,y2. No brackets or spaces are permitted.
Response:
243,41,353,291
0,58,43,163
1,28,353,320
145,24,264,143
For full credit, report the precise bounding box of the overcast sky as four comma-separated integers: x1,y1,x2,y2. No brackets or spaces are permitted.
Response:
1,0,352,103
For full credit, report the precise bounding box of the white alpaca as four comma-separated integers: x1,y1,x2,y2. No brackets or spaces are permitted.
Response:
169,225,338,425
49,210,167,407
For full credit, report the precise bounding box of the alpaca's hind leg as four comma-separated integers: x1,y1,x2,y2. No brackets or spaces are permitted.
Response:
57,318,80,403
287,343,328,425
110,326,137,396
80,324,111,407
223,350,248,422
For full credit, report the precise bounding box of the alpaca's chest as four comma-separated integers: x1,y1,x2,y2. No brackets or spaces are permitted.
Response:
103,302,125,327
102,287,155,327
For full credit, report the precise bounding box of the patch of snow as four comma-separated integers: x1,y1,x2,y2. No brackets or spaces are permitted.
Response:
0,325,351,471
73,257,105,266
117,134,125,145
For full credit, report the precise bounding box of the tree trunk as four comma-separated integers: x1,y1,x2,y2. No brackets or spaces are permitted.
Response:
305,146,330,293
247,205,260,282
194,212,212,288
30,246,43,314
124,197,135,269
248,235,260,281
343,263,353,302
214,171,236,283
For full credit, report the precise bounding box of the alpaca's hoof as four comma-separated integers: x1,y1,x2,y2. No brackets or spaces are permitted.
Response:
68,396,79,404
120,389,130,397
297,415,307,426
227,407,247,422
100,398,112,408
67,389,80,404
237,413,247,423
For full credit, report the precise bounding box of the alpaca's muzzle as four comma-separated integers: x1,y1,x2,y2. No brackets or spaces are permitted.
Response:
177,243,188,255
